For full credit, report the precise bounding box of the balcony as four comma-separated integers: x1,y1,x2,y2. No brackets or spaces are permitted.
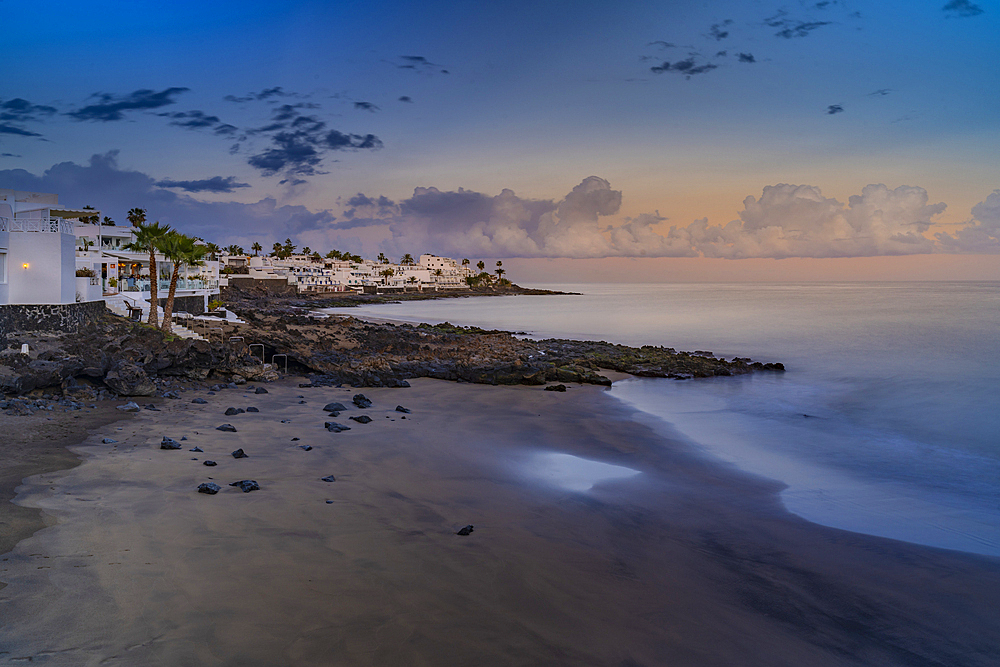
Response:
120,278,220,293
0,217,75,234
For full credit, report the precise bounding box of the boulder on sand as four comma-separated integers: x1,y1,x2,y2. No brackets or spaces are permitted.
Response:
395,405,411,413
325,422,351,433
349,415,372,424
217,424,237,432
160,437,182,450
229,479,260,492
231,448,248,459
116,401,141,412
456,525,474,536
104,361,156,397
197,482,221,494
324,402,347,412
352,394,372,408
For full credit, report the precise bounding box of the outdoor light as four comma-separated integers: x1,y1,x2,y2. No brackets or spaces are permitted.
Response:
22,263,28,269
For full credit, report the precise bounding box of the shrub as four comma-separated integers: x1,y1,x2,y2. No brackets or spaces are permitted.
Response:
208,299,224,311
76,267,96,277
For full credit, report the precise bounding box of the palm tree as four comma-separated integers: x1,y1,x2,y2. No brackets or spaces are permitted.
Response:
271,242,282,257
302,246,312,256
495,267,505,280
79,205,99,225
124,221,171,327
378,252,388,264
158,232,208,333
400,253,415,266
379,268,395,285
476,260,485,272
102,216,116,226
462,258,470,268
311,251,322,261
204,242,221,260
251,242,262,257
282,238,296,258
127,207,147,228
224,244,244,256
433,268,443,278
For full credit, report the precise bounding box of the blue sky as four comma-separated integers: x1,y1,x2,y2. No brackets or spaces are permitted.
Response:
2,0,998,274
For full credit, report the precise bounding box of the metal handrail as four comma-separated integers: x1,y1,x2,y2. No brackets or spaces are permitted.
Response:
272,354,288,374
249,344,264,364
4,217,74,234
229,336,245,344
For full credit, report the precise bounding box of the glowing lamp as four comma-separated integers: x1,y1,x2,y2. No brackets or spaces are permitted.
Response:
22,263,29,269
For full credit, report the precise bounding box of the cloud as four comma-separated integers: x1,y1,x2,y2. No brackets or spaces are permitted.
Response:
936,190,1000,252
708,20,732,40
224,87,306,103
154,176,250,193
869,88,892,96
158,110,238,135
650,58,718,77
943,1,984,18
393,55,449,74
244,104,382,177
1,153,22,158
0,124,43,137
827,104,844,114
354,102,380,112
737,52,756,63
68,87,190,121
0,98,58,123
765,11,831,38
398,96,413,103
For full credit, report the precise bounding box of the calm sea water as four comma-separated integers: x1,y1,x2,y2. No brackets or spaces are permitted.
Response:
323,283,1000,556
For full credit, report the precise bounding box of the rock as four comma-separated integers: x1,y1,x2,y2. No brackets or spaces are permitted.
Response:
299,445,313,451
204,460,217,466
104,361,156,396
191,398,208,404
217,424,237,432
298,400,307,404
321,475,336,482
324,402,348,412
352,394,372,408
210,384,225,391
231,374,246,385
349,415,372,424
144,404,160,411
190,446,203,452
395,405,411,413
291,437,300,441
116,401,141,412
160,437,182,450
229,479,260,492
324,422,351,433
255,387,268,394
456,525,474,536
544,384,567,392
162,390,181,399
231,448,247,459
197,482,221,494
224,407,245,416
102,438,117,444
246,407,259,413
325,500,334,504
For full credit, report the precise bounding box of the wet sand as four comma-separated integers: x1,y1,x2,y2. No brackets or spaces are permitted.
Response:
1,378,999,666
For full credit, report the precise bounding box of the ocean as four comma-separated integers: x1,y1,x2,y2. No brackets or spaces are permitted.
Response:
322,282,1000,557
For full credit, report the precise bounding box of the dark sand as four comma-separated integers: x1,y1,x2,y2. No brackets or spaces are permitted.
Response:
1,379,999,666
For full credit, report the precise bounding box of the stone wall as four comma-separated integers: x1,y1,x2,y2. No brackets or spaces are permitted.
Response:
0,300,107,340
156,294,206,315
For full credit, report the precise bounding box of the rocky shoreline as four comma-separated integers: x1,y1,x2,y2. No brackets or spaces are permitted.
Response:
0,287,783,406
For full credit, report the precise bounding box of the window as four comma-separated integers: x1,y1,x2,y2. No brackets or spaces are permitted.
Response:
0,252,6,283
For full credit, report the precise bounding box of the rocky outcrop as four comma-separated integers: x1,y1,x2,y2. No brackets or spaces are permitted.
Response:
104,361,157,396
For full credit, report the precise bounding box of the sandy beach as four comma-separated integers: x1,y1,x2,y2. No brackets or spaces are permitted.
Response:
2,377,1000,666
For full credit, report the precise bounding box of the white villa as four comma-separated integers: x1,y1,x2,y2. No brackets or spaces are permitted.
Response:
0,189,220,317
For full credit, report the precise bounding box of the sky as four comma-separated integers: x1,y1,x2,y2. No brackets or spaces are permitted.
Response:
2,0,999,280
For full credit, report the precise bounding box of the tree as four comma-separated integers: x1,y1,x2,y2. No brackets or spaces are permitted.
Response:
377,252,388,264
326,249,342,260
127,207,147,228
158,232,208,333
271,242,282,257
102,216,116,226
476,260,485,272
203,242,221,260
495,266,505,280
302,246,312,256
462,258,470,268
124,221,172,327
407,276,417,285
433,268,443,277
311,251,322,261
251,242,262,257
224,244,244,256
282,238,296,258
400,253,415,266
379,268,395,284
78,205,99,225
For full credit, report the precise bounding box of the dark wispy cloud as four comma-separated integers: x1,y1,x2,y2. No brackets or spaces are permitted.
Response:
67,87,189,122
737,52,756,63
392,55,449,74
827,104,844,114
650,58,718,78
244,104,382,177
398,96,413,103
0,124,43,138
1,153,23,158
708,20,732,40
341,193,398,220
647,41,677,50
943,0,984,18
764,10,831,38
0,98,58,123
155,176,250,193
224,86,307,103
158,110,238,135
869,88,892,96
354,102,380,112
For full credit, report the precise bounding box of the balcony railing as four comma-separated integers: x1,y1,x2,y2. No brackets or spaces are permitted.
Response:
0,217,74,234
120,279,219,293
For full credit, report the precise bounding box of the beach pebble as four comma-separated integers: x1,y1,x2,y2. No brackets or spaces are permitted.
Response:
281,419,291,424
224,407,240,416
207,391,216,396
395,405,411,413
544,384,568,392
229,479,260,493
325,422,351,433
144,404,161,411
102,438,117,444
246,407,259,413
116,402,140,412
197,482,221,495
191,398,208,404
190,446,203,452
204,460,217,466
299,445,313,451
456,525,474,536
321,475,336,482
323,402,347,413
231,448,248,459
217,424,238,432
291,437,300,441
349,415,372,424
326,500,334,504
160,437,182,450
255,387,268,394
401,416,406,419
352,394,372,408
163,391,181,399
298,400,307,404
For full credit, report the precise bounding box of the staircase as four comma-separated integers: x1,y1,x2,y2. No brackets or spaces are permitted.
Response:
102,293,204,340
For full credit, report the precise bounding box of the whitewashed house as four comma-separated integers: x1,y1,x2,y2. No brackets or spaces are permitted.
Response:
0,189,86,305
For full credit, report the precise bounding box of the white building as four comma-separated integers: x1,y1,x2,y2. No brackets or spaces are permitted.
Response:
0,190,85,305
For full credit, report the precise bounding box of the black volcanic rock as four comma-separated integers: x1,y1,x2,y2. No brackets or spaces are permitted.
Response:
325,422,351,433
321,475,336,482
352,394,372,408
204,460,217,466
456,525,474,536
229,479,260,492
191,398,208,404
255,387,268,394
323,402,347,412
217,424,237,432
160,437,182,450
197,482,221,494
231,448,248,459
395,405,411,413
349,415,372,424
